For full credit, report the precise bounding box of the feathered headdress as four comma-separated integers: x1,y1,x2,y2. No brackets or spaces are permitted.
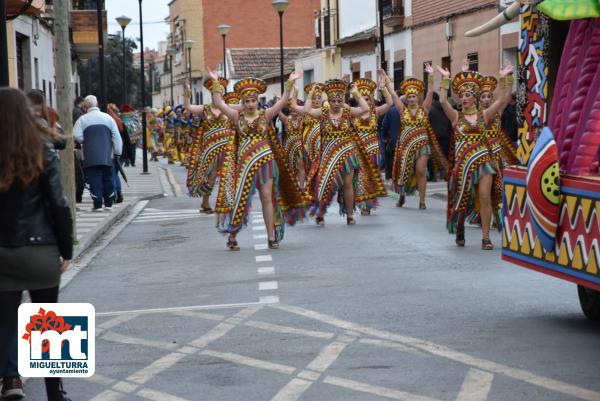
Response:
204,77,229,91
480,76,498,94
351,79,377,97
223,92,241,105
452,71,484,97
400,78,425,96
323,79,347,100
234,78,267,99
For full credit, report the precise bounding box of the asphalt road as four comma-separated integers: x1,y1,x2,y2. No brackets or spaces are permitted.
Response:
23,163,600,401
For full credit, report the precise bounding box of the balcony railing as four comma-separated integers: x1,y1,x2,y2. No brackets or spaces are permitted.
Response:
382,2,404,28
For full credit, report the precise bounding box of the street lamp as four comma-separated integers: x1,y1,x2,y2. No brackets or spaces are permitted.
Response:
216,24,231,80
148,54,154,108
184,39,194,101
138,0,148,174
377,0,387,72
166,47,176,107
272,0,289,95
116,15,132,105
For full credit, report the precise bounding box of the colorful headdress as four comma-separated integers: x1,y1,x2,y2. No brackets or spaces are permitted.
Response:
287,98,303,108
480,76,498,94
323,79,347,100
452,71,484,97
351,79,377,97
400,78,425,96
234,78,267,99
204,77,228,91
304,83,323,96
223,92,241,105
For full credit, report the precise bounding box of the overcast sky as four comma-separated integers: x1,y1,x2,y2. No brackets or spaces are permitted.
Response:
105,0,170,51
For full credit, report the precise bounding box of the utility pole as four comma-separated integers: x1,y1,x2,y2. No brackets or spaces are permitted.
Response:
54,0,77,233
97,0,106,109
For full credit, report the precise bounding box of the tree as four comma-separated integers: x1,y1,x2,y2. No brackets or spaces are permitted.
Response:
79,33,151,108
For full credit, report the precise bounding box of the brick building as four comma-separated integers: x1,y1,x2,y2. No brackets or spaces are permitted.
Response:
161,0,319,107
397,0,518,88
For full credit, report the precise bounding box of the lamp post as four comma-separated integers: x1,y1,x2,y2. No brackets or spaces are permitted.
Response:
116,15,131,105
166,47,176,107
377,0,387,72
272,0,289,95
184,39,194,101
97,0,106,109
148,55,154,108
216,24,231,80
138,0,148,174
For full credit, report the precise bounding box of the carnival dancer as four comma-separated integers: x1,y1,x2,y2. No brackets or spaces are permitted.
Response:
351,71,393,215
435,64,513,249
184,78,242,214
289,83,324,172
163,107,179,164
479,75,519,167
146,107,163,161
387,64,448,210
207,70,307,250
278,94,307,189
303,79,386,226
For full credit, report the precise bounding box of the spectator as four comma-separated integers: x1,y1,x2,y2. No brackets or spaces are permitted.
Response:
0,87,74,401
72,96,86,125
120,104,140,166
381,106,401,180
73,95,122,211
26,90,67,151
428,92,453,163
71,97,88,203
501,93,518,144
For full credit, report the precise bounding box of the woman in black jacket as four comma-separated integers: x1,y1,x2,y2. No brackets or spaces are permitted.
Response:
0,88,73,401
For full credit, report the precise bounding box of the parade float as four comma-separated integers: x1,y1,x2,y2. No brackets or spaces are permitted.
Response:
466,0,600,319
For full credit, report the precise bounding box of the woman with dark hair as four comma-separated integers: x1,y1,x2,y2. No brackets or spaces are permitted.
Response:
0,88,73,401
26,89,67,150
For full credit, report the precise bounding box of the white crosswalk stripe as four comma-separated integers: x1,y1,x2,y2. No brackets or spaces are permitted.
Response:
132,209,212,223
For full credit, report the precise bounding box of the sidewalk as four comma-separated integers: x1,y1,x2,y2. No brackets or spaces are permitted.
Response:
73,157,170,260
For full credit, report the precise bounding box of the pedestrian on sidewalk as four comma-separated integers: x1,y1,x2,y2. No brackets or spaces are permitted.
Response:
73,95,123,211
107,103,126,203
72,96,86,125
0,87,74,401
73,97,87,203
27,90,67,150
120,104,141,166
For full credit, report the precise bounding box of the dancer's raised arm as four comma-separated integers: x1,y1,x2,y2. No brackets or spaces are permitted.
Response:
483,64,514,125
435,65,458,125
423,63,435,112
278,111,288,125
289,88,306,116
348,83,369,117
303,85,323,120
375,69,393,117
183,81,205,115
207,69,240,123
265,71,302,121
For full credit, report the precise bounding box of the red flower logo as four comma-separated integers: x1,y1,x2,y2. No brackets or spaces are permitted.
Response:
22,308,72,353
